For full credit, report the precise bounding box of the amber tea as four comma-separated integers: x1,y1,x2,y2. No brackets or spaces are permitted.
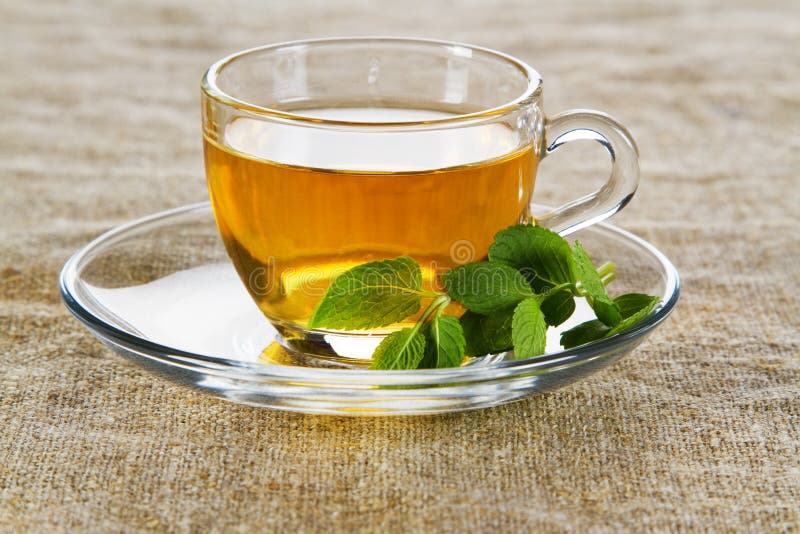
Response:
205,108,538,333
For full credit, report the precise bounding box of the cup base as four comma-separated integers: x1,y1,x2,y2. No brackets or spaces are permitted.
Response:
261,322,514,369
266,322,385,368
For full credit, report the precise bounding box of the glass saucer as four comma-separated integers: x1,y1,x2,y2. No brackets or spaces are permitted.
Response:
60,203,679,415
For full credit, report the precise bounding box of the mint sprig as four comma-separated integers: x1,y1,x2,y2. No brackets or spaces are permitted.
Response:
309,224,660,370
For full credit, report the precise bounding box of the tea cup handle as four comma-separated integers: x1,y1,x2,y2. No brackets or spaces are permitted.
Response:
535,109,639,236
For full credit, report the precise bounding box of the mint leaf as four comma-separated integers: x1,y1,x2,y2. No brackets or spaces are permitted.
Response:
615,293,660,320
573,241,621,327
419,315,466,369
560,320,609,349
371,327,426,370
309,256,423,330
440,261,534,314
459,308,515,357
540,289,576,326
560,293,660,349
608,294,660,335
511,298,547,358
488,224,577,291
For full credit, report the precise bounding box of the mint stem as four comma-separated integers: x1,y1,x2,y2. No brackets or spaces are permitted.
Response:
596,261,616,286
600,270,616,286
574,262,616,296
545,282,575,298
411,294,451,336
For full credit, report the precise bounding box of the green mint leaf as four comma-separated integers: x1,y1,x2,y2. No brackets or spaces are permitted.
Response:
459,308,515,357
608,294,660,335
440,261,534,315
614,293,661,320
309,256,423,330
560,293,660,349
573,241,621,327
511,298,548,359
419,315,466,369
560,320,610,349
488,224,577,292
540,288,576,327
371,327,426,370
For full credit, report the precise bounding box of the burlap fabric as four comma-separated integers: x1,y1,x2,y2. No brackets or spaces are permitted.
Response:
2,1,798,531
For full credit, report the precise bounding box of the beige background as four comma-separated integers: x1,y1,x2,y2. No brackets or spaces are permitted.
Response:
1,0,798,531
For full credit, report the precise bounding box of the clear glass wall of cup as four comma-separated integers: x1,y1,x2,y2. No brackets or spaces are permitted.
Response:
201,38,639,365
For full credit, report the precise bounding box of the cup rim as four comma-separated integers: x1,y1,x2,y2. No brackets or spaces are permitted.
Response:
201,36,543,128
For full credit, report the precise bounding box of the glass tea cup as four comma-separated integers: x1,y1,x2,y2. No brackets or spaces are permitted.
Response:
201,37,638,362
